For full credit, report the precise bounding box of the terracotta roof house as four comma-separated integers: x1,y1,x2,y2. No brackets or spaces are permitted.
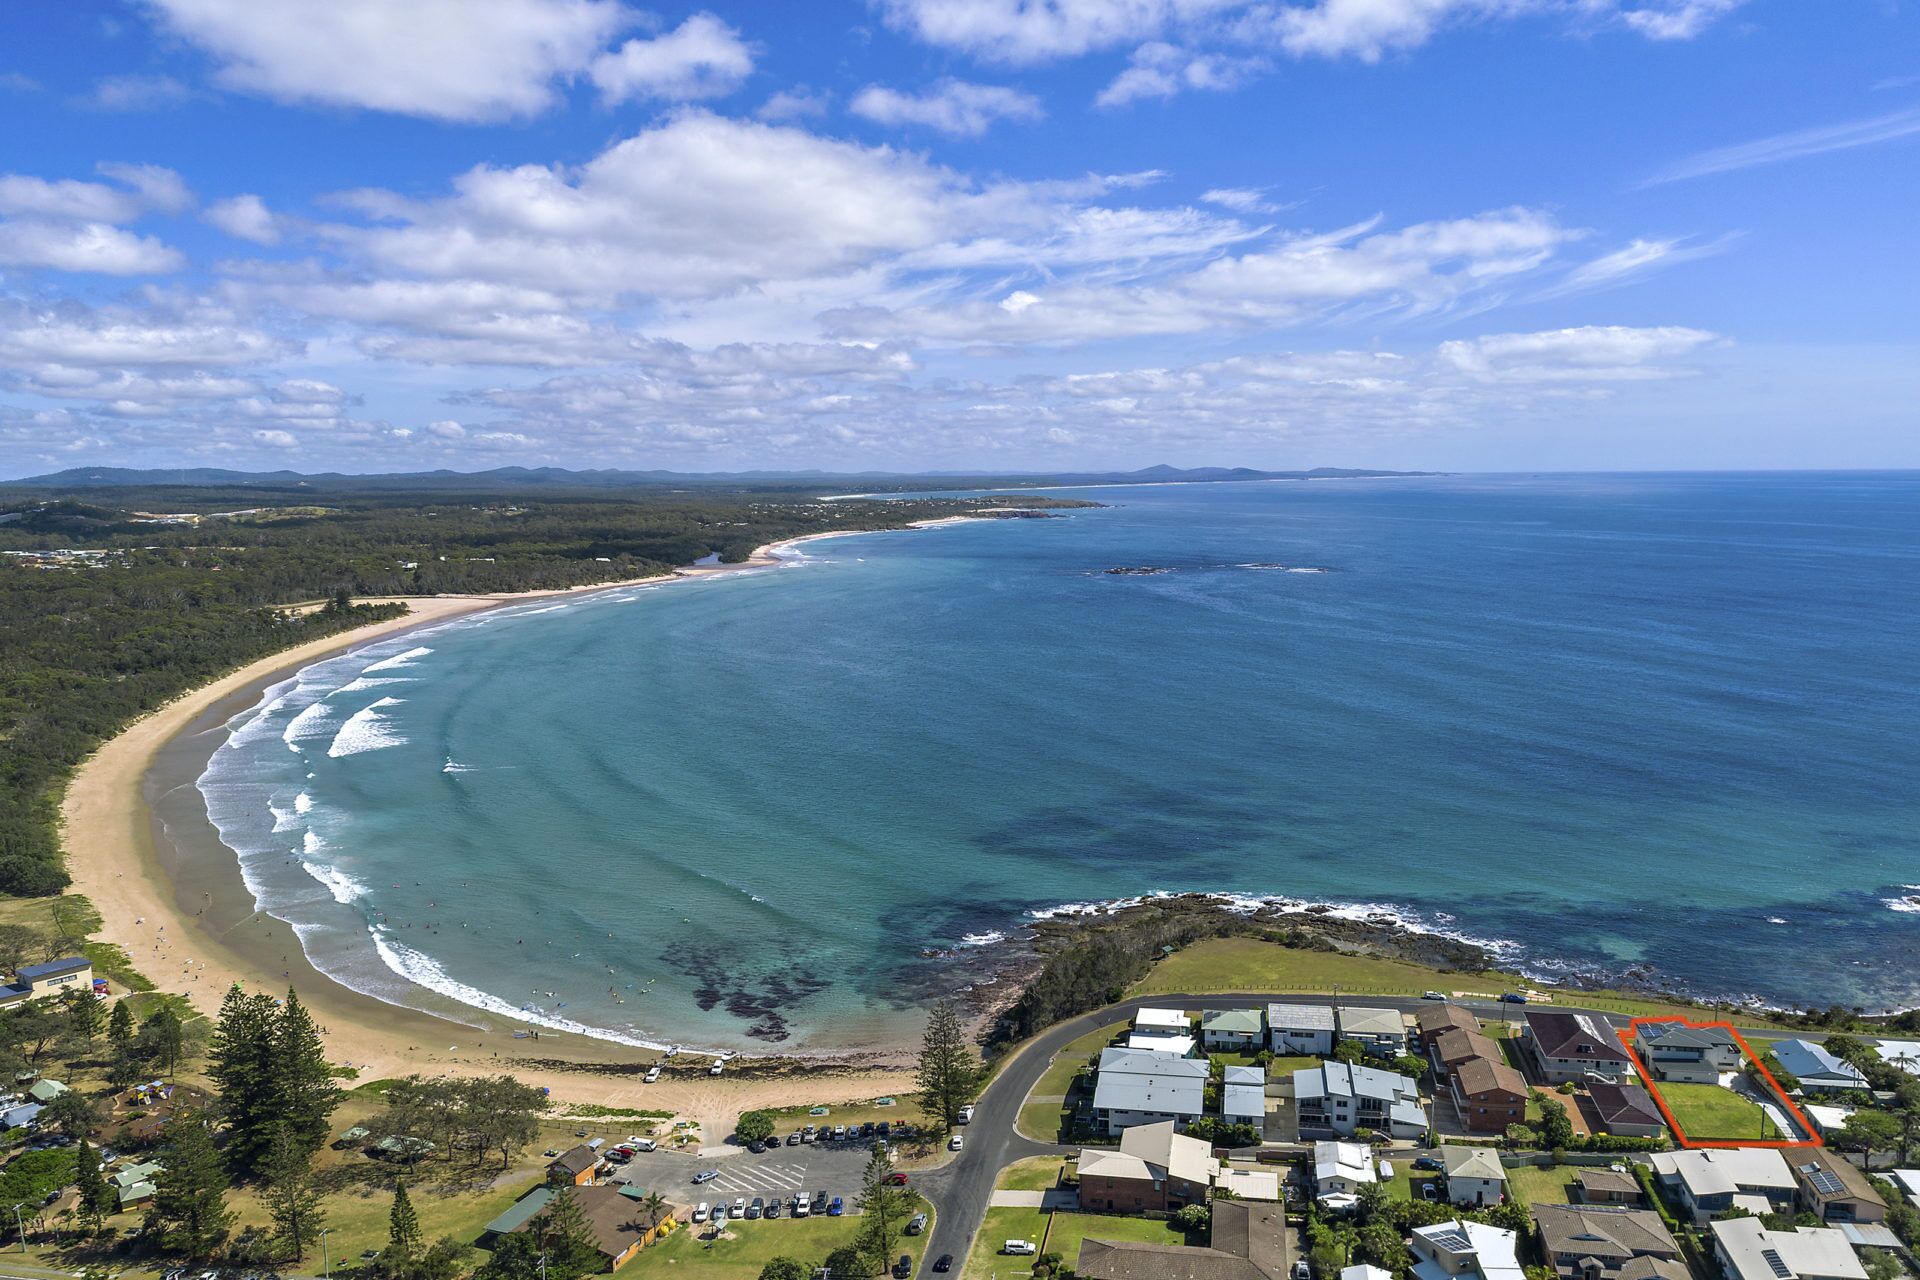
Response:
1636,1023,1742,1085
1525,1012,1634,1083
1584,1083,1666,1139
1532,1204,1682,1280
1077,1199,1288,1280
1791,1151,1887,1225
1573,1169,1643,1206
1415,1005,1481,1049
1435,1028,1503,1072
1450,1055,1528,1134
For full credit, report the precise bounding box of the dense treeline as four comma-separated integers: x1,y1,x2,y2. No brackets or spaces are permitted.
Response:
0,484,1081,898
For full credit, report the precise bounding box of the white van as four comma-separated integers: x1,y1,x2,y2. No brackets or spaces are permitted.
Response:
1004,1241,1038,1256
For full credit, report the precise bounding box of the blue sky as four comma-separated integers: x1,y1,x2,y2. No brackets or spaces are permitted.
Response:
0,0,1916,476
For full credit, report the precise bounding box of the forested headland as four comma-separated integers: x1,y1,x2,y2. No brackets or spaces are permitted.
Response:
0,480,1086,899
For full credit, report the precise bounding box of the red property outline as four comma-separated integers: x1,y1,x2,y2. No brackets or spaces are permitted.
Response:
1617,1017,1822,1150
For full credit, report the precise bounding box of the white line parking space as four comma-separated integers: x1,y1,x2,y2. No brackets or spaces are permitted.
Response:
706,1162,812,1196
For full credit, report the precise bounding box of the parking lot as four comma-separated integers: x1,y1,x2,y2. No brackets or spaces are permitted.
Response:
602,1133,891,1213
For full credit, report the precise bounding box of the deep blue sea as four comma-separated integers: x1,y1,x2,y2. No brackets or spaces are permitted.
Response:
198,473,1920,1051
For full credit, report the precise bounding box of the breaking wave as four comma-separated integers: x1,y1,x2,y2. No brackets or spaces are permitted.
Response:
362,646,432,673
326,697,407,758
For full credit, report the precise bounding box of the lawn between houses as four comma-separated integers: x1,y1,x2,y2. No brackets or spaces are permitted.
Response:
621,1213,932,1280
1655,1082,1783,1142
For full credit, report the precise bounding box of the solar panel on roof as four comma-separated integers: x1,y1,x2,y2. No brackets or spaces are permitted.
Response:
1799,1166,1847,1197
1760,1249,1793,1279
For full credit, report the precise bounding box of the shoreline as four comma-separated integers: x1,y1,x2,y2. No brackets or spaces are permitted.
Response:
60,516,1022,1132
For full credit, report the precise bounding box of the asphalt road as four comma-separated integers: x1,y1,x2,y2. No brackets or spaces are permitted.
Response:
911,990,1792,1278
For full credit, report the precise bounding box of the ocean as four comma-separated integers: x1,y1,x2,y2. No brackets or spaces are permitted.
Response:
195,472,1920,1052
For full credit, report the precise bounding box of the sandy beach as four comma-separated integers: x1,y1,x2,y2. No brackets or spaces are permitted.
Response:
55,525,1005,1140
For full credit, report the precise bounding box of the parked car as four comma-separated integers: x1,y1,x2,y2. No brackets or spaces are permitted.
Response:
605,1147,632,1164
748,1141,767,1153
1004,1241,1037,1256
948,1135,963,1151
692,1203,709,1223
729,1198,747,1219
1500,992,1527,1004
832,1125,847,1141
894,1255,913,1278
792,1194,810,1218
933,1256,953,1273
956,1106,974,1125
1293,1262,1311,1280
1412,1156,1444,1172
787,1133,801,1146
765,1198,781,1219
692,1170,718,1184
887,1172,910,1186
710,1062,724,1075
828,1197,844,1217
631,1138,656,1152
1422,991,1446,1001
746,1197,763,1220
907,1214,928,1236
1420,1184,1440,1201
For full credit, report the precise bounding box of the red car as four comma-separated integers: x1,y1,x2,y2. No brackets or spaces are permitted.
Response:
886,1172,909,1187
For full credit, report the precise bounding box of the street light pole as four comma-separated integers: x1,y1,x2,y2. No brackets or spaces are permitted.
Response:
320,1227,332,1279
11,1202,28,1254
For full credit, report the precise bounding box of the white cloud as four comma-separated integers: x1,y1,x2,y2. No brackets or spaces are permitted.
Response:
757,87,832,121
142,0,631,122
0,221,186,275
1096,41,1264,105
82,74,195,111
1438,324,1717,380
252,428,299,448
589,13,754,104
874,0,1239,63
1200,186,1292,214
850,78,1044,135
0,163,190,223
1644,104,1920,185
0,301,294,369
206,193,283,244
1618,0,1745,41
427,419,467,438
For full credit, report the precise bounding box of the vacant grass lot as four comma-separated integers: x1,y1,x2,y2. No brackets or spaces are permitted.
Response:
1017,1021,1127,1141
1657,1083,1782,1141
1505,1163,1576,1207
962,1207,1050,1280
624,1214,929,1280
1043,1212,1191,1263
997,1157,1071,1192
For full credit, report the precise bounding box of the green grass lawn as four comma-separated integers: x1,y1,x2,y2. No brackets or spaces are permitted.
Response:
1504,1164,1576,1207
997,1157,1070,1192
1657,1083,1782,1141
623,1214,929,1280
1267,1055,1322,1076
1131,939,1792,1026
1016,1021,1126,1141
962,1207,1051,1280
1042,1212,1190,1263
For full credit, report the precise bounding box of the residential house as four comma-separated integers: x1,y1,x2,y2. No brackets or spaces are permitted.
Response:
1650,1148,1796,1223
26,1078,69,1104
548,1143,600,1186
1137,1008,1194,1036
1203,1010,1266,1052
1294,1061,1426,1139
1886,1170,1920,1210
1525,1012,1635,1084
1415,1005,1482,1051
1343,1267,1395,1280
1773,1041,1870,1094
1093,1047,1210,1135
1076,1120,1219,1213
1584,1083,1666,1139
1871,1040,1920,1079
1572,1170,1643,1207
1267,1003,1336,1056
0,1102,42,1130
1449,1056,1528,1134
1410,1220,1525,1280
1076,1199,1288,1280
1127,1031,1201,1058
1222,1065,1266,1128
503,1184,674,1272
1791,1151,1887,1225
1804,1104,1856,1138
111,1160,165,1209
1440,1145,1507,1207
1313,1141,1376,1198
1635,1023,1742,1084
1336,1006,1410,1054
1531,1204,1682,1280
1216,1167,1281,1202
1434,1029,1502,1076
1709,1218,1867,1280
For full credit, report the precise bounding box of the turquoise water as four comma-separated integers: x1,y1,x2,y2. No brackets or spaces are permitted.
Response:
199,473,1920,1051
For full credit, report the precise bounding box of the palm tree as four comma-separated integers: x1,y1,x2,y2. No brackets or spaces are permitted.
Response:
641,1191,671,1239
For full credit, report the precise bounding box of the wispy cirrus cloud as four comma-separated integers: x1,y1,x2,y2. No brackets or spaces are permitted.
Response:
1644,104,1920,185
850,78,1044,135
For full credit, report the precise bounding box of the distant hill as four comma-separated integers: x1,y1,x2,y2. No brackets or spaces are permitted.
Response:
3,463,1436,494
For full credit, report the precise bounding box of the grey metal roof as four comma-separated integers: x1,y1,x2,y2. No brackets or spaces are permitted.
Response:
1267,1002,1335,1031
